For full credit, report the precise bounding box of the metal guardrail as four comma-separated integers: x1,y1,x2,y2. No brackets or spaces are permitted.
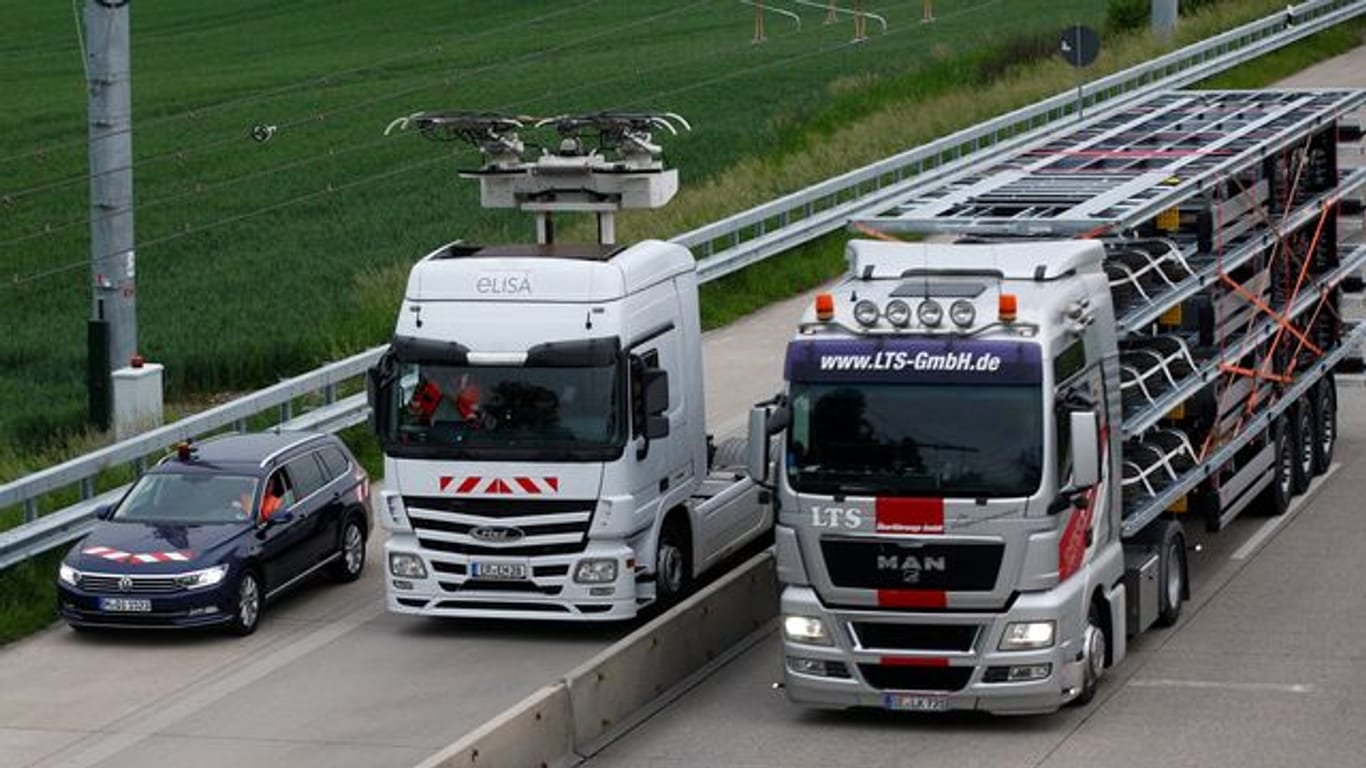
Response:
677,0,1366,282
2,0,1363,573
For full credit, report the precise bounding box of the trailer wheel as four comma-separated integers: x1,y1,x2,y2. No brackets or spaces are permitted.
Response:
1291,399,1315,494
1156,520,1186,628
1071,600,1107,708
1252,416,1292,517
654,515,692,610
1311,376,1337,475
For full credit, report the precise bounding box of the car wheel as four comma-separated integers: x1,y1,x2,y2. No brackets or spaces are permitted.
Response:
654,517,692,610
330,518,366,583
227,569,262,636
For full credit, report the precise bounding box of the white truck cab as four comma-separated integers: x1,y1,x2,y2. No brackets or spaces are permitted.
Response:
367,113,770,620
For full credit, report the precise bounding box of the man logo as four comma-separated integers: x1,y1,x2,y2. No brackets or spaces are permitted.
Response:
469,526,526,544
876,554,947,585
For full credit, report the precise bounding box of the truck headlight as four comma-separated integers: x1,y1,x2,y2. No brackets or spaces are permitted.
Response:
782,615,832,646
176,565,229,590
380,491,411,532
59,563,80,586
574,558,618,584
999,620,1055,650
389,552,428,578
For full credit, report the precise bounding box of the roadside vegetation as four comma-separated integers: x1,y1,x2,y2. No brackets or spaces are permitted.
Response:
1,0,1362,643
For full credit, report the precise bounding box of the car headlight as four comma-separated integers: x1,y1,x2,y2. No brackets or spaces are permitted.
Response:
782,615,832,646
389,552,428,579
573,558,618,584
59,563,80,586
176,565,229,590
999,620,1056,650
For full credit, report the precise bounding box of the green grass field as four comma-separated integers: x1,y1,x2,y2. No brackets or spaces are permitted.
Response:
3,0,1124,457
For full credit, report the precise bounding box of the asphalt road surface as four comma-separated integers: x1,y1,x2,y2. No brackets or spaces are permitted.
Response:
578,47,1366,768
0,288,804,768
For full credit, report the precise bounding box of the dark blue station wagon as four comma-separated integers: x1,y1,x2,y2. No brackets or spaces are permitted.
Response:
57,431,372,635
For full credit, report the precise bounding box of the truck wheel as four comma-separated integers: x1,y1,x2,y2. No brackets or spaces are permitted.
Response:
1252,416,1292,517
1291,399,1315,494
1155,520,1186,627
1312,377,1337,474
1071,600,1107,708
226,569,263,636
654,517,692,610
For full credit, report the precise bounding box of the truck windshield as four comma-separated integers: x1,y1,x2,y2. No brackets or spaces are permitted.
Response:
786,383,1044,498
379,361,625,462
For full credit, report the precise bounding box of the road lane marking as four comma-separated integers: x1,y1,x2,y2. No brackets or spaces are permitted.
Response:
34,600,385,768
1231,461,1340,561
1129,678,1314,695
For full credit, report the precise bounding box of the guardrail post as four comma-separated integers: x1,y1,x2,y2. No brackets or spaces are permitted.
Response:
80,478,94,500
324,383,338,405
24,498,38,523
279,400,293,423
135,456,146,477
234,418,247,433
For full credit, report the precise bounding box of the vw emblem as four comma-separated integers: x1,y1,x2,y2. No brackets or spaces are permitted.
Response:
118,575,133,593
469,525,525,544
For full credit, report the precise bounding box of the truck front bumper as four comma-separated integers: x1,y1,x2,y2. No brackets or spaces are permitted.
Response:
383,537,642,622
779,582,1091,716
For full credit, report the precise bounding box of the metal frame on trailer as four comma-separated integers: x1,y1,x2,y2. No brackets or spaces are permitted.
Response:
857,89,1366,538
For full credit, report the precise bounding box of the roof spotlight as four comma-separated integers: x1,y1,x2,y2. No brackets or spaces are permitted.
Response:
950,300,976,328
885,300,911,328
853,299,880,327
917,300,943,327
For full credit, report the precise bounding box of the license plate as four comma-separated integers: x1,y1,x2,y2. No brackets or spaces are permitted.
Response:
99,597,152,613
884,693,949,712
470,561,527,580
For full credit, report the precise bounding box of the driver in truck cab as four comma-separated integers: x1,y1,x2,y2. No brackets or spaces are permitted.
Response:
408,372,486,427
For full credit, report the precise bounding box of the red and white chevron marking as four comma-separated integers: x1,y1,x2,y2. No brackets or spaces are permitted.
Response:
438,475,560,496
81,546,194,564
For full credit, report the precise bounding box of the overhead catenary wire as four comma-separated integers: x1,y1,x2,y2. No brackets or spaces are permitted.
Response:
0,0,714,203
0,0,605,169
4,0,998,288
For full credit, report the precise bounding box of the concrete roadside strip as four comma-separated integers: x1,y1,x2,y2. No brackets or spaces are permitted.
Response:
415,551,779,768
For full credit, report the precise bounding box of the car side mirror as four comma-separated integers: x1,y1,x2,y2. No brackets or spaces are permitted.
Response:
93,504,114,521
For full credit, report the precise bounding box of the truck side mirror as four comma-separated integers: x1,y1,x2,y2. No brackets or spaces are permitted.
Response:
747,407,771,483
1070,410,1100,488
366,350,396,435
642,368,668,416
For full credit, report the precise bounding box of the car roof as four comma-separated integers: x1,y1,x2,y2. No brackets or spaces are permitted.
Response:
155,431,334,475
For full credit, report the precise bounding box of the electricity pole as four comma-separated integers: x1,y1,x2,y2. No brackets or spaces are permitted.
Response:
86,0,137,427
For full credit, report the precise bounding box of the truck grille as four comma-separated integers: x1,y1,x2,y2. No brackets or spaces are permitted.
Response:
821,540,1003,591
77,574,181,594
850,623,979,653
404,496,592,557
858,664,974,692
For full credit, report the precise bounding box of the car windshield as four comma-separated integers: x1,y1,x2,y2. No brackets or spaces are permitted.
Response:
113,472,259,525
786,382,1044,498
379,361,625,461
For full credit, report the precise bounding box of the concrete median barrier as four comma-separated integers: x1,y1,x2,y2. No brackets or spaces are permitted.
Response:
415,550,778,768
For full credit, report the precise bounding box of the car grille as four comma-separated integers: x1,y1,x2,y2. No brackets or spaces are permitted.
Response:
821,539,1004,592
77,574,182,594
858,664,974,692
404,496,593,557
